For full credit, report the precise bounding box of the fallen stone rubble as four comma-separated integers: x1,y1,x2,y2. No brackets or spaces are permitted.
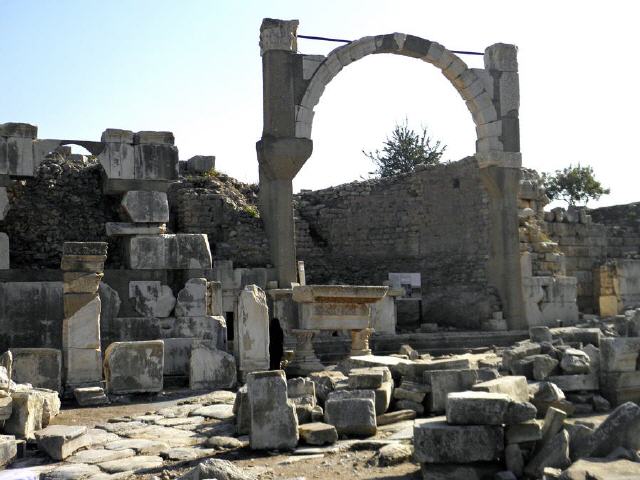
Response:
3,320,640,478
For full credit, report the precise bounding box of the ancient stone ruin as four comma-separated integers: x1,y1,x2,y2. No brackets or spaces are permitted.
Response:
1,16,640,480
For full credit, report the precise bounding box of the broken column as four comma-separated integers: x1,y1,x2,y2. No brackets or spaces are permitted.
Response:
247,370,298,450
61,242,107,397
236,285,270,379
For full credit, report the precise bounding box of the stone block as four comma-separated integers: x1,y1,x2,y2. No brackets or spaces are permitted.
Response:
60,255,106,273
34,388,61,427
0,187,9,221
162,337,194,376
529,381,567,416
236,285,270,375
120,191,169,223
324,390,376,437
105,222,166,236
0,391,11,420
560,348,591,374
98,141,135,180
506,420,542,444
414,417,504,463
472,375,529,402
541,407,567,445
524,429,570,478
133,143,179,180
63,297,101,350
186,155,216,173
134,131,174,145
162,316,227,349
10,348,62,392
189,340,237,390
348,368,385,389
0,434,17,467
104,341,164,394
393,380,430,403
446,391,510,425
175,278,207,317
546,373,599,392
600,337,640,372
247,370,298,450
585,401,640,457
63,292,97,318
63,272,103,294
129,281,175,318
532,355,559,380
63,242,108,257
601,371,640,406
126,234,212,270
0,232,8,269
64,348,102,385
35,425,91,460
74,387,108,406
298,422,337,446
425,368,478,412
420,463,503,480
502,342,541,372
3,390,44,439
233,385,251,435
484,43,518,72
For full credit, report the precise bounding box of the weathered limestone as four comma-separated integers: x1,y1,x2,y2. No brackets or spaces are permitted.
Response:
61,242,107,393
247,370,298,450
560,348,591,374
582,401,640,457
236,285,270,378
189,340,237,390
446,391,535,425
175,278,217,317
10,348,62,392
35,425,91,460
425,369,478,412
3,390,43,439
414,417,504,463
524,429,570,477
73,386,109,406
129,281,176,318
0,391,11,420
472,375,529,402
298,422,338,445
125,234,212,269
324,390,377,436
0,232,8,269
104,340,164,394
0,435,17,467
120,191,169,223
186,155,216,173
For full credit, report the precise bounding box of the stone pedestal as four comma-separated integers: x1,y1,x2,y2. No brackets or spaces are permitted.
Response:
351,328,374,357
61,242,107,395
287,329,324,376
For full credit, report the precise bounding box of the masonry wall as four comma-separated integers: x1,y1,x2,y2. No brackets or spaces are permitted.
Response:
294,157,499,329
590,202,640,259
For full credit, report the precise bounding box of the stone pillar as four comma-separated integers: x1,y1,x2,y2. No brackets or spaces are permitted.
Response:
477,43,526,330
350,328,374,356
61,242,107,395
287,329,323,376
236,285,270,379
258,19,313,288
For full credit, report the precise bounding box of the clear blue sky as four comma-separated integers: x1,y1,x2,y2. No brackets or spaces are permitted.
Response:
1,1,638,207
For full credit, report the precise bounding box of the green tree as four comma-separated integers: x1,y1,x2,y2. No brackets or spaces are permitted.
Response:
543,164,610,206
364,119,446,178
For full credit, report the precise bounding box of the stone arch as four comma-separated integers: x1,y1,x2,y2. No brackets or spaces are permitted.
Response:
294,33,498,154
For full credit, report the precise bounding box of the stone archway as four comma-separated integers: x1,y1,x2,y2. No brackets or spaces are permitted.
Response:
257,18,525,328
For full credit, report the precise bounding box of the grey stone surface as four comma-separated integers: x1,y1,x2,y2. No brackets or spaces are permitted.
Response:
99,454,163,473
348,368,384,389
600,337,640,372
34,425,91,460
524,429,570,478
191,404,234,420
425,368,478,412
10,348,62,392
189,341,237,390
3,390,44,439
420,463,503,480
126,234,212,270
446,391,511,425
0,391,12,420
42,463,102,479
505,443,524,477
377,443,412,466
560,348,591,374
532,354,560,380
471,375,529,402
105,438,169,455
175,278,208,317
0,434,17,467
414,417,504,463
233,385,251,435
104,340,164,394
128,281,175,318
247,370,298,450
324,390,377,437
66,447,136,464
583,401,640,457
236,285,270,376
506,420,542,444
558,458,640,480
298,422,337,445
178,458,256,480
186,155,216,173
547,373,599,392
120,191,169,223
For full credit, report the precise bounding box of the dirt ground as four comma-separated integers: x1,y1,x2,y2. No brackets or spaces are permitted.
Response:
41,390,422,480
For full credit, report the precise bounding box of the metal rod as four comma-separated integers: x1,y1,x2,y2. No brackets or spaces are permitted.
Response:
298,34,484,56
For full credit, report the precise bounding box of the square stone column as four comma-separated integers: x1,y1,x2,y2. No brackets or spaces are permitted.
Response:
61,242,107,394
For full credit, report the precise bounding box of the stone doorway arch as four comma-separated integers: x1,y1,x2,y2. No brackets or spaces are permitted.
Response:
257,18,525,328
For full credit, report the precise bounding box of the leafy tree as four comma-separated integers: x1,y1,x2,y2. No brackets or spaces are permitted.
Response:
543,164,610,206
364,119,446,178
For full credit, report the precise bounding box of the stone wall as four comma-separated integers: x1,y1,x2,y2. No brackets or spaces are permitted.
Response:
294,157,499,329
1,154,121,268
590,203,640,259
